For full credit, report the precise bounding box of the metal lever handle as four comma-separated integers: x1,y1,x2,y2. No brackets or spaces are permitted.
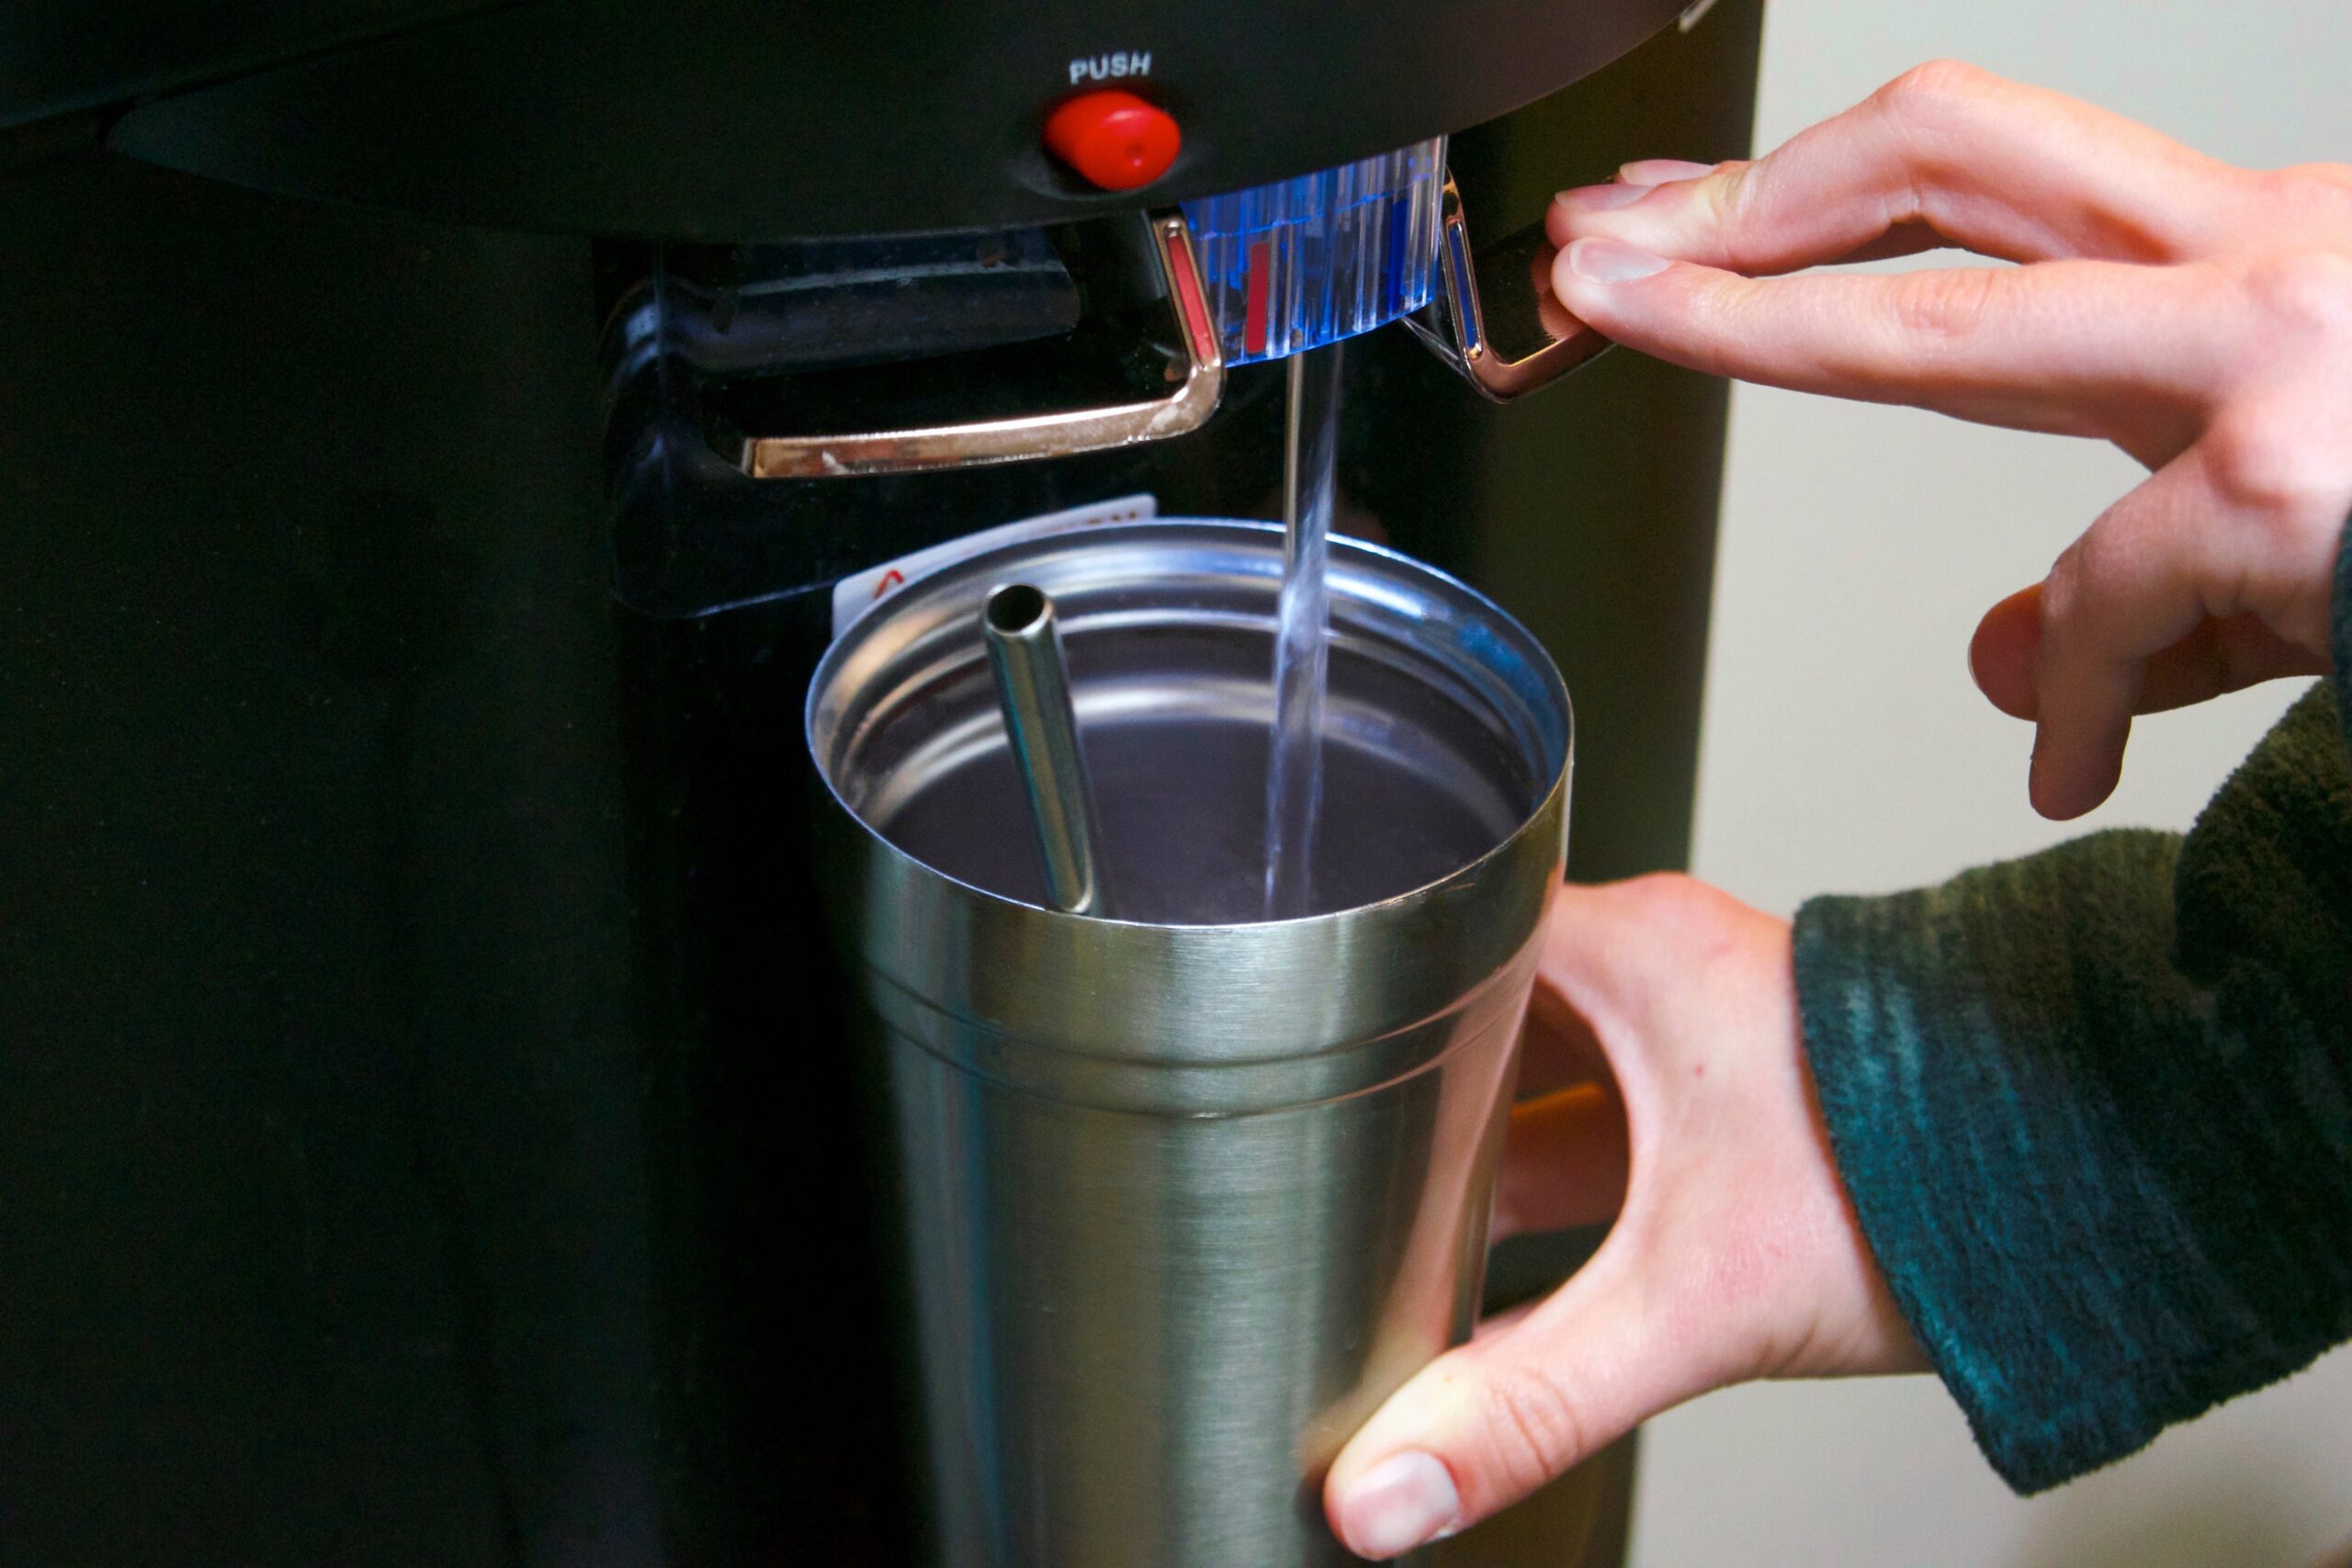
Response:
1407,175,1611,402
741,212,1226,480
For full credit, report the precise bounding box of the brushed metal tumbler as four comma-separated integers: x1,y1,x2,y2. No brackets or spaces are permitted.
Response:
807,521,1573,1568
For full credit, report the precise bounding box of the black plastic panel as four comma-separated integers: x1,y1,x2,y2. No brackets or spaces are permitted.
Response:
0,0,493,127
100,0,1689,237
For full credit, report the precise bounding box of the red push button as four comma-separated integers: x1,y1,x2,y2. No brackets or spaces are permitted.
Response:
1044,90,1181,192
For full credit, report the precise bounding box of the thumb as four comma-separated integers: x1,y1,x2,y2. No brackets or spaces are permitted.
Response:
1324,1240,1705,1560
1545,237,1692,365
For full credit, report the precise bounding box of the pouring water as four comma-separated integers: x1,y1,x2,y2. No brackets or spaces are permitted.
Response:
1263,343,1343,920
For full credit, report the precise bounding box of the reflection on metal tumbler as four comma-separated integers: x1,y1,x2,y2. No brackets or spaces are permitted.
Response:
808,521,1572,1567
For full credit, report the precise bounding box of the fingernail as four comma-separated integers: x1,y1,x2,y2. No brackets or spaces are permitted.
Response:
1617,158,1718,185
1554,182,1651,211
1338,1452,1461,1559
1565,237,1670,284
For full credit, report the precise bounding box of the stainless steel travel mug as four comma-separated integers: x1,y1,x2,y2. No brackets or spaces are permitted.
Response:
807,520,1573,1568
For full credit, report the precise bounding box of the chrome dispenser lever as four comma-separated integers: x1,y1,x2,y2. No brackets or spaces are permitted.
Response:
1407,175,1612,401
740,212,1224,480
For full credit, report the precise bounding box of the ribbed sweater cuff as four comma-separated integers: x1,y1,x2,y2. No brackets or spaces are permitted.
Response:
1794,509,2352,1493
1795,831,2203,1493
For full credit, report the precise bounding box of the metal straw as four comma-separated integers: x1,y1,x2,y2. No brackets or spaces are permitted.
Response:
981,582,1114,917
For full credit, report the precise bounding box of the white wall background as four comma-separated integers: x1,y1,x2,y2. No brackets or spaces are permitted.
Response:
1632,2,2352,1563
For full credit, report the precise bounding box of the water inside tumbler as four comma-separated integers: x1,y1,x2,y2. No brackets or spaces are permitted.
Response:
866,617,1535,925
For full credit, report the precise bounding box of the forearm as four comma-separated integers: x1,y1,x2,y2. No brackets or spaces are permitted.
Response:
1793,534,2352,1491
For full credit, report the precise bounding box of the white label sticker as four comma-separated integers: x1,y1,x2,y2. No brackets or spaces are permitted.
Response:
831,493,1159,639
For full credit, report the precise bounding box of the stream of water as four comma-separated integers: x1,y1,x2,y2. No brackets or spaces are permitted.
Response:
1261,343,1343,920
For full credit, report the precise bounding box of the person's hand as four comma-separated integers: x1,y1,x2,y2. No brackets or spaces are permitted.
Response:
1546,61,2351,819
1323,877,1923,1559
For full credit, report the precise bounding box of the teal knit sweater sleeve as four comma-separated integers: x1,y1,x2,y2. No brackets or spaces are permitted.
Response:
1792,524,2352,1494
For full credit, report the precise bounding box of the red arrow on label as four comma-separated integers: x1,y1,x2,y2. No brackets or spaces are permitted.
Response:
871,569,906,600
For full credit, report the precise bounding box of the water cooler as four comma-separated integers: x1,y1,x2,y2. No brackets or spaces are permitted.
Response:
1,4,1761,1561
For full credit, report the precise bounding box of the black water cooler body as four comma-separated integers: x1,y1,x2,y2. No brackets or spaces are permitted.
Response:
1,5,1761,1562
